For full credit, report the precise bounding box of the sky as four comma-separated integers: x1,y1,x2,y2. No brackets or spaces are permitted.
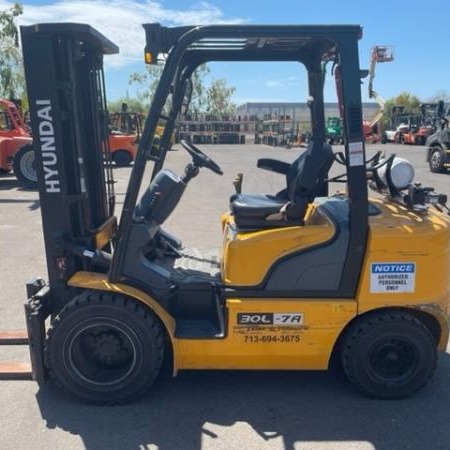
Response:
3,0,449,106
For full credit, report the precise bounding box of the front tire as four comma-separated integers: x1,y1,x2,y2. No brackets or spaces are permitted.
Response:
341,311,437,399
415,135,425,146
429,145,447,173
45,291,164,404
13,144,38,188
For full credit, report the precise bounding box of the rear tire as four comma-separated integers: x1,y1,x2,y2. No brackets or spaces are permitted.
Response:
429,146,447,173
113,149,132,166
13,144,38,188
341,311,437,399
45,291,164,404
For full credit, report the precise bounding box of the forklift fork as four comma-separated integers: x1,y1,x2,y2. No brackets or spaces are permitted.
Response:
0,330,32,380
0,278,50,384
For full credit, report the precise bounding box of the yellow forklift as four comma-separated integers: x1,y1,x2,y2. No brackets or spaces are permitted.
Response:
5,22,449,404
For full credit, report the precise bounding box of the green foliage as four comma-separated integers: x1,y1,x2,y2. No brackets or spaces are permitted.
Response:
205,78,236,116
107,97,148,115
187,64,208,114
129,64,212,113
427,90,450,103
0,3,24,98
381,92,422,129
128,63,236,116
129,64,163,107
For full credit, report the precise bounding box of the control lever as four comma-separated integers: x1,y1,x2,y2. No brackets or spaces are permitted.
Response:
233,173,243,194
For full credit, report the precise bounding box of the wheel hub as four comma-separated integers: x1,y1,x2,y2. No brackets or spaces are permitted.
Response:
431,151,442,168
370,339,417,380
90,332,124,365
68,323,137,386
19,150,38,182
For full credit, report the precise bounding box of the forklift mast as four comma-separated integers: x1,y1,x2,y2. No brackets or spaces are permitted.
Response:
20,24,118,311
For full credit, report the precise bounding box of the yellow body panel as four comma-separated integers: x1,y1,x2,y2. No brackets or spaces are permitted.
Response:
177,298,356,370
354,198,450,346
222,203,334,286
67,273,355,371
68,272,179,371
351,197,450,349
93,216,117,250
67,195,450,372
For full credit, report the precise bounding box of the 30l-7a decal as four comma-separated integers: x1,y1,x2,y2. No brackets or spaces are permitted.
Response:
237,313,303,326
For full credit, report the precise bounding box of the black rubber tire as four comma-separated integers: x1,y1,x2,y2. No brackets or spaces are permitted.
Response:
12,144,38,188
341,310,437,399
429,146,446,173
113,149,132,166
415,136,425,146
380,133,387,144
45,291,164,404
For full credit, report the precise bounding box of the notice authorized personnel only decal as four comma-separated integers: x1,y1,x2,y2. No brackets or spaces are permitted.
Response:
370,262,416,293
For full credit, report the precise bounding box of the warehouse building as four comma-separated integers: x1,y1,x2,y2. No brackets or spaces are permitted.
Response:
177,102,380,145
235,102,379,123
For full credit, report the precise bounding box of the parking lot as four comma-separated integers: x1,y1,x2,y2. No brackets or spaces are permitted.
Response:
1,142,450,450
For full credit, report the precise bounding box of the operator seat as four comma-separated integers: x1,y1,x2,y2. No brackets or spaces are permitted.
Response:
230,140,334,229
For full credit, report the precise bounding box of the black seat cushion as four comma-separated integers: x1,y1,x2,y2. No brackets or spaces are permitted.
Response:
230,194,293,229
230,142,334,230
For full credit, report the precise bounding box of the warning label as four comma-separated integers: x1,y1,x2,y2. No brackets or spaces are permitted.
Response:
348,142,364,167
370,262,416,293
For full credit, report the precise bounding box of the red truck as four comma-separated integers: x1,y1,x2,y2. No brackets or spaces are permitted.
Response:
0,99,33,183
0,99,138,188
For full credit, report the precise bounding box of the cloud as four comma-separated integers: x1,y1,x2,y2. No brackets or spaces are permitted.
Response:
234,96,293,104
265,76,301,88
0,0,246,68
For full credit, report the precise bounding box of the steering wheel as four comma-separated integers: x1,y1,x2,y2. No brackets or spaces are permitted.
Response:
180,140,223,175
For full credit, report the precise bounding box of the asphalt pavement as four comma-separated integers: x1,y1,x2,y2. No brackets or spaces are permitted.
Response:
1,142,450,450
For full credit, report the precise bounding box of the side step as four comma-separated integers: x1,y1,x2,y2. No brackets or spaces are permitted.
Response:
0,330,33,380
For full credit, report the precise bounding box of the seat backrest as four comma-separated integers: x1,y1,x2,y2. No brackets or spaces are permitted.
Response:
286,140,334,203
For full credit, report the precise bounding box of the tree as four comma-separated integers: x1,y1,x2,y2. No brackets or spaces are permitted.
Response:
108,97,148,115
380,92,421,129
128,65,163,107
190,64,210,114
0,3,24,99
129,64,211,114
128,63,236,117
205,79,236,117
426,90,450,104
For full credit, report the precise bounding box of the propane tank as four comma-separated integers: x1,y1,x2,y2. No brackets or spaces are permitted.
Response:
377,156,415,191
